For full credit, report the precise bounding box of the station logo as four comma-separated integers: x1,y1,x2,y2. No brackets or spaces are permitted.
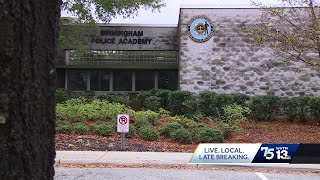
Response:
187,15,214,43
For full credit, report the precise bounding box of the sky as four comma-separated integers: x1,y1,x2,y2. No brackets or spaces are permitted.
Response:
62,0,280,25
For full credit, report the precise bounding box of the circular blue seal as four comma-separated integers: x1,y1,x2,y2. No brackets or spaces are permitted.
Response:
187,15,214,43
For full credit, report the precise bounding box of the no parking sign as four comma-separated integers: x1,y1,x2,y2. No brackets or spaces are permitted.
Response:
117,114,129,133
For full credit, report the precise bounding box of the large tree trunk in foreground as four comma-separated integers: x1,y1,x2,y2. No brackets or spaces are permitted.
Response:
0,0,61,179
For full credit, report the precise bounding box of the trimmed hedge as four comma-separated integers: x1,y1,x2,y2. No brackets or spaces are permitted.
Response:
249,95,281,121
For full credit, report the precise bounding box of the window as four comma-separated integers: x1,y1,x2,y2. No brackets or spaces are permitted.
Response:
91,70,110,91
113,71,132,91
67,70,87,91
136,71,155,91
56,69,65,89
68,50,178,65
158,70,178,90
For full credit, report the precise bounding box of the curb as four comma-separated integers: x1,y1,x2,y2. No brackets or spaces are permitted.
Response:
54,161,320,171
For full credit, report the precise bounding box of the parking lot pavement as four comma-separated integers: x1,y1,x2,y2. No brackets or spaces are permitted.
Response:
54,168,320,180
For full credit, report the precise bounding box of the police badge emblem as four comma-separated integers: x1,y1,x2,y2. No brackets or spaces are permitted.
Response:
187,15,214,43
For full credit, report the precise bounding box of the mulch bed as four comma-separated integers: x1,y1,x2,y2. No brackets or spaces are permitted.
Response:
55,120,320,152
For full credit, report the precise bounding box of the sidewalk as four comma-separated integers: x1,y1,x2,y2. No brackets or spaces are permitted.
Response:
55,151,320,171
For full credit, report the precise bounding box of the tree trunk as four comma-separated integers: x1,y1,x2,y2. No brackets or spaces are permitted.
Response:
0,0,61,179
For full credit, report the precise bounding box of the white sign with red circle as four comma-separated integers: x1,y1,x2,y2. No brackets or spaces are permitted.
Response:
117,114,129,133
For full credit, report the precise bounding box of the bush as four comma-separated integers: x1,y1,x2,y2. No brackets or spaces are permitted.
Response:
73,122,89,135
125,126,136,138
75,90,95,101
56,88,74,104
198,92,235,117
230,93,250,107
56,121,73,133
283,97,311,122
134,110,159,126
192,127,224,143
98,94,130,106
249,95,282,121
56,98,127,121
138,126,159,141
135,91,154,110
170,128,192,144
168,91,193,115
309,97,320,122
182,96,201,118
170,115,199,129
145,96,161,111
220,123,237,138
155,89,171,109
91,122,115,136
159,122,183,137
221,104,251,124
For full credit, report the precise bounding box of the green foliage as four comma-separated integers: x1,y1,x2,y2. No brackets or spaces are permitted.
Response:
168,91,193,115
155,89,171,109
62,0,165,23
192,127,224,143
56,98,127,121
56,121,73,133
73,122,89,135
169,115,199,129
198,92,245,117
283,97,311,122
182,96,201,118
133,91,154,110
170,128,192,144
159,122,183,137
76,90,95,101
309,98,320,121
220,123,238,138
91,122,115,136
250,95,281,121
125,126,136,138
145,96,161,111
98,94,130,106
138,126,159,141
134,110,159,126
221,104,251,124
56,88,74,104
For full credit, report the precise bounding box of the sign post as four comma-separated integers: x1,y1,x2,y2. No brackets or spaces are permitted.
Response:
117,114,129,151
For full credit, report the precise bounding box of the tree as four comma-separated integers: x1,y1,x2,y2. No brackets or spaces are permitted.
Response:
245,0,320,72
0,0,164,179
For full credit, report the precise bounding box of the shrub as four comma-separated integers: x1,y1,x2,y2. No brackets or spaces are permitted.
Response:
56,98,127,121
125,126,136,138
77,90,95,100
220,123,237,138
198,92,235,117
138,126,159,141
134,110,159,126
91,122,115,136
192,127,224,143
182,96,201,118
135,91,154,109
283,97,311,122
73,122,89,135
309,97,320,122
230,93,250,107
159,122,183,137
168,91,193,115
98,94,130,106
170,115,199,129
145,96,161,111
170,128,192,144
56,121,73,133
249,95,282,121
56,88,74,104
221,104,251,124
155,89,171,109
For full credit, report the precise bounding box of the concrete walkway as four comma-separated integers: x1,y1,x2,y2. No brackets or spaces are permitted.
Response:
55,151,320,171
